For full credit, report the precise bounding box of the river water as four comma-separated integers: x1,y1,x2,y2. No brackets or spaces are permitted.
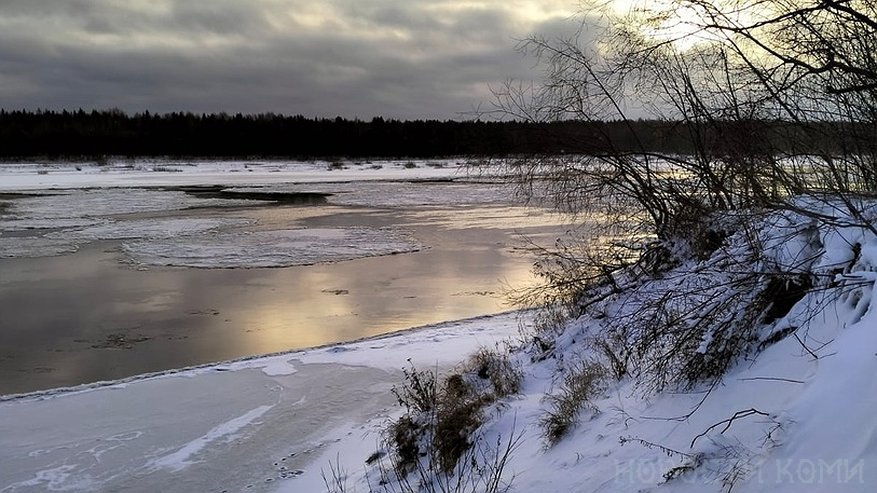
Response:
0,199,569,395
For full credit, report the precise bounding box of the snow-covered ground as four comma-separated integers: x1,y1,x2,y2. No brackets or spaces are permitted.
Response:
0,312,527,493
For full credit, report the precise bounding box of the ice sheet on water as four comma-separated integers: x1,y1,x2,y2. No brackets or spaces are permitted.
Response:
0,236,80,258
123,227,423,268
0,217,255,259
46,217,254,241
1,188,253,226
0,187,262,258
225,180,514,207
0,217,108,231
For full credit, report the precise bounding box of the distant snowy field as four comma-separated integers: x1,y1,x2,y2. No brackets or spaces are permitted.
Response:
0,158,468,191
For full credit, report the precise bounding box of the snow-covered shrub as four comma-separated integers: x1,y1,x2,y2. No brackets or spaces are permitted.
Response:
376,353,524,491
431,374,492,473
364,427,519,493
540,360,605,445
392,365,438,416
578,211,820,392
548,200,877,396
463,348,523,399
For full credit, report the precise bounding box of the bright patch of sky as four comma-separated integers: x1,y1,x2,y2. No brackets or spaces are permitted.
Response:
0,0,587,119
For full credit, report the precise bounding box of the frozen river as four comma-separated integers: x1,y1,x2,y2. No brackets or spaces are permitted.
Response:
0,160,570,395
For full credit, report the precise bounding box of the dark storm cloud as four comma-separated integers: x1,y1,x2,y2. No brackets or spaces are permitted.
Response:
0,0,589,119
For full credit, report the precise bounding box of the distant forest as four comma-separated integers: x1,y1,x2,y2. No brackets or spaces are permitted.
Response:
0,109,864,159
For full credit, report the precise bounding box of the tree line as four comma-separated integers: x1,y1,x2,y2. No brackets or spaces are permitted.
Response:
0,109,858,159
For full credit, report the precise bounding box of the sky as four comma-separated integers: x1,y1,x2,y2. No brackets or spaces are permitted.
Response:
0,0,586,120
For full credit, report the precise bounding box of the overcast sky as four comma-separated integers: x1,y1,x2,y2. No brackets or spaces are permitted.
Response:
0,0,587,120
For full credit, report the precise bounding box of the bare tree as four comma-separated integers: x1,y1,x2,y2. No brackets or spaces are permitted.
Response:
490,0,877,388
492,0,877,265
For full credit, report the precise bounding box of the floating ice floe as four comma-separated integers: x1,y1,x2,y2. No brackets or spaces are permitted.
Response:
0,236,81,258
46,217,254,242
0,188,254,228
0,217,254,259
123,227,422,268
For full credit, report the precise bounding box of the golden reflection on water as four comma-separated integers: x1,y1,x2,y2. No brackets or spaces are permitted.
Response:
0,203,567,393
400,205,573,230
230,225,542,356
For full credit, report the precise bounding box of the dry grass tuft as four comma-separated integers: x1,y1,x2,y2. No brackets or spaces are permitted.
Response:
541,361,605,446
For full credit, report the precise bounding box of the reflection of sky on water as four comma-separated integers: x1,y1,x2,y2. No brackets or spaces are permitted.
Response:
0,205,567,395
399,205,575,230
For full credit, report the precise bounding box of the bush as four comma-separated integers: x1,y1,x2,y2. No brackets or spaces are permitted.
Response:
383,352,522,484
463,348,522,399
328,160,347,171
151,165,182,172
389,366,489,474
540,361,605,446
432,374,489,473
392,364,437,416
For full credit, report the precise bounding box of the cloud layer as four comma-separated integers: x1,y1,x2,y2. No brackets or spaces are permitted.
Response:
0,0,583,119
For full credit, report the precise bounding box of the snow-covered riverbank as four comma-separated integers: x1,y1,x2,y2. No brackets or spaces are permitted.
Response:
315,202,877,493
0,312,529,492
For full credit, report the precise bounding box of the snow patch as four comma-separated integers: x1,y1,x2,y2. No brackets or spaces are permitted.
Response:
148,404,274,472
259,358,298,376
